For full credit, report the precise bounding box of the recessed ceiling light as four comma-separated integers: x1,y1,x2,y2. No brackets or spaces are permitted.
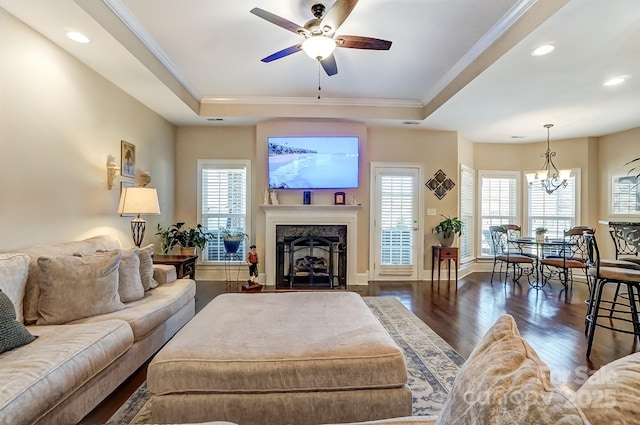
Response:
66,31,90,44
604,76,627,86
531,44,555,56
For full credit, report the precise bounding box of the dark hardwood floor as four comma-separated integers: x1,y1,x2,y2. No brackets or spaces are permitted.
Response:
79,272,639,424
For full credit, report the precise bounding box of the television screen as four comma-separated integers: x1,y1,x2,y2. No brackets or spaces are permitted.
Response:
268,136,359,189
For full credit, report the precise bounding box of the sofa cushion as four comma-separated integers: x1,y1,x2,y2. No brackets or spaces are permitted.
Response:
575,351,640,424
0,253,30,323
436,314,590,425
21,235,121,324
36,251,125,325
70,278,196,342
139,244,159,290
0,290,36,354
0,320,133,425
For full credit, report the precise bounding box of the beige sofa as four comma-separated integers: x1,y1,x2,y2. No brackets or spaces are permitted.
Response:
0,235,196,425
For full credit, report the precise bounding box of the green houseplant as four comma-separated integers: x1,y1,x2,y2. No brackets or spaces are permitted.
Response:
219,228,248,254
155,222,213,255
535,227,548,242
432,215,463,247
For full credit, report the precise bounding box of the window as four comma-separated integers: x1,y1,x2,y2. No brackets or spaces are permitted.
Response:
460,165,474,262
478,171,519,257
198,160,251,263
612,175,640,215
379,174,415,266
526,170,579,239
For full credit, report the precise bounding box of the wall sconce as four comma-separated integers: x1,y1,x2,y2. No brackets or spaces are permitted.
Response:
140,170,152,187
106,157,120,190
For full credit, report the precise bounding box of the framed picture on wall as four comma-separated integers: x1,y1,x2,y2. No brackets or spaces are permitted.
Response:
121,140,136,178
334,192,345,205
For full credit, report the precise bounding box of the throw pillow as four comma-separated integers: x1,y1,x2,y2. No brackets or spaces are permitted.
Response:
36,251,124,325
139,244,158,290
96,248,144,302
0,289,36,354
436,314,590,425
575,351,640,424
0,253,30,324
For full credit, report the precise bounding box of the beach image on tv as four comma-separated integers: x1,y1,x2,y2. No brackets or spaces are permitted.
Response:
268,136,359,189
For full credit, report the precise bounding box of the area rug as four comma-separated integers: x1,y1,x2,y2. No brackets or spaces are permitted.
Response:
107,296,465,424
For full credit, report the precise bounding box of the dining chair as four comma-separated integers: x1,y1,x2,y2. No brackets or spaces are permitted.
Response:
503,224,537,259
583,233,640,358
539,226,595,290
489,226,535,285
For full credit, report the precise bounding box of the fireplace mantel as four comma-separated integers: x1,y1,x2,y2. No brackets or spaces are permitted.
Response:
261,204,362,213
261,204,361,286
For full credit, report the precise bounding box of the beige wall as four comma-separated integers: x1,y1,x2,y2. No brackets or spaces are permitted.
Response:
0,9,176,251
175,122,459,275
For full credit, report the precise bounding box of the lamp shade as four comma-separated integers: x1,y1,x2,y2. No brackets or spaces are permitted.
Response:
118,187,160,215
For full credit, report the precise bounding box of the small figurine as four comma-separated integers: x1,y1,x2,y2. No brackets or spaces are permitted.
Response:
246,244,259,285
270,190,279,205
263,187,270,205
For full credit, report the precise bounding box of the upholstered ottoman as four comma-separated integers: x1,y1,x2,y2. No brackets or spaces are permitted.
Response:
147,292,411,425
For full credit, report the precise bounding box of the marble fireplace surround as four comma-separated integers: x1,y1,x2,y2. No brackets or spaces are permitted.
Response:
261,204,361,286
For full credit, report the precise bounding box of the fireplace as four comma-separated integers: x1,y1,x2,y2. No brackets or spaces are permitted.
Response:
276,225,347,289
262,204,361,287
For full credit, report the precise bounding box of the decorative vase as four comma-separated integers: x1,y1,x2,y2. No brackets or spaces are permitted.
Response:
180,247,196,256
438,232,455,247
536,234,545,243
223,237,243,254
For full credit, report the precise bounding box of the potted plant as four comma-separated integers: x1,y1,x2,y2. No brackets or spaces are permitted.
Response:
432,215,463,247
535,227,548,243
155,222,213,255
220,228,248,254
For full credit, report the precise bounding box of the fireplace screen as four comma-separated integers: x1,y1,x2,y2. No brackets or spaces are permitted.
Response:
275,225,347,289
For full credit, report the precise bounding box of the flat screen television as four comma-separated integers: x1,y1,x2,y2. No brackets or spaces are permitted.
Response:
268,136,359,189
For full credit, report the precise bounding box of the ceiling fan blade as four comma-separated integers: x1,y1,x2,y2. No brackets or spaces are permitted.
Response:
335,35,392,50
261,44,302,62
321,0,359,35
320,54,338,76
250,8,306,35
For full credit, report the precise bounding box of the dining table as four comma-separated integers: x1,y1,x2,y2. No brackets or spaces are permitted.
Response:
508,236,569,289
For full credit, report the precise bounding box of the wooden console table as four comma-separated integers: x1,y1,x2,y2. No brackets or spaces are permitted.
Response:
431,246,458,286
152,255,197,279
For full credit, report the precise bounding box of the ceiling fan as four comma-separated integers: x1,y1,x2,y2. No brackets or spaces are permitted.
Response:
250,0,392,76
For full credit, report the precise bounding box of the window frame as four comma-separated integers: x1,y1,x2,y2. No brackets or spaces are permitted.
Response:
477,170,521,259
523,168,580,238
610,174,640,216
459,164,475,263
197,159,252,264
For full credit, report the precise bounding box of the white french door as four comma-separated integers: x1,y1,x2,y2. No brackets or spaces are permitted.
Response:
370,163,423,280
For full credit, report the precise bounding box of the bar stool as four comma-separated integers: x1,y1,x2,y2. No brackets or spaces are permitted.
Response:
584,234,640,358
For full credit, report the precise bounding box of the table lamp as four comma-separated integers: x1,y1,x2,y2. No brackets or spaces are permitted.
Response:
118,187,161,247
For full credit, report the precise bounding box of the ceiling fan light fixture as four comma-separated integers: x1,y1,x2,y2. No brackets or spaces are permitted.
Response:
302,35,336,60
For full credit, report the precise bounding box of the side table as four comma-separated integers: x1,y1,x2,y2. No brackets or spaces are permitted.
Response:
431,246,458,287
152,255,197,280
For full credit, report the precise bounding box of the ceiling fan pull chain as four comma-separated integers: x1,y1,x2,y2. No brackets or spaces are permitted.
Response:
318,61,322,99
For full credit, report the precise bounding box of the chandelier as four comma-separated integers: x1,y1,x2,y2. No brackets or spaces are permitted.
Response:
525,124,571,195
